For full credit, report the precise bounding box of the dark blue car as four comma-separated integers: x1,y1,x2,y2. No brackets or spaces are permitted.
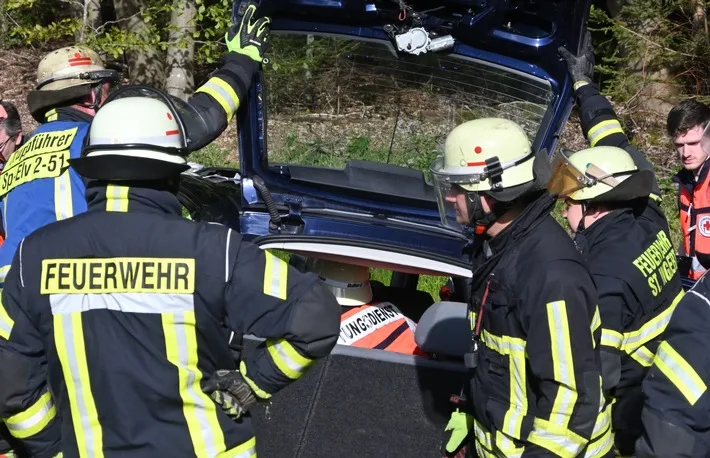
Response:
182,0,598,455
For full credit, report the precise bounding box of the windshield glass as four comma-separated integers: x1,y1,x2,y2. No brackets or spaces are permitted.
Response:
262,33,554,175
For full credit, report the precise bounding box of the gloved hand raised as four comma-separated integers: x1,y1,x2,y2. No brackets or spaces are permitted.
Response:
202,369,260,420
558,31,595,90
225,2,271,64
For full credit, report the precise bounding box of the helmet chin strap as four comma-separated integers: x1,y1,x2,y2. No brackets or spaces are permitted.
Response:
466,192,511,235
575,201,589,233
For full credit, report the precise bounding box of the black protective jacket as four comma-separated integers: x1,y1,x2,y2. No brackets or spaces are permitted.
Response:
574,209,684,454
467,191,613,458
0,182,341,457
635,272,710,457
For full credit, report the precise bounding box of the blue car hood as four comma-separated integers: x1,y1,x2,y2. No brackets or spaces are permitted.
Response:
233,0,591,270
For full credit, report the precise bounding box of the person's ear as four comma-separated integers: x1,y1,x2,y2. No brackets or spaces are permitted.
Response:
14,133,22,146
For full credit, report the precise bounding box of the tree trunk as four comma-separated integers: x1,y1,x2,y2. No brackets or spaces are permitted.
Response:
78,0,102,42
113,0,164,87
165,0,196,101
606,0,679,115
0,0,7,45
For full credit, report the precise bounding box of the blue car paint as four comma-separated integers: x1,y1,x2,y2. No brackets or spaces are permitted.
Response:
233,0,592,264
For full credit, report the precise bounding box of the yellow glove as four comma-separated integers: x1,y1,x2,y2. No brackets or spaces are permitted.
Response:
225,2,271,63
442,409,474,455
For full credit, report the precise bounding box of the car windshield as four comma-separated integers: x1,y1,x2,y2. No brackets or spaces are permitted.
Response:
262,32,555,175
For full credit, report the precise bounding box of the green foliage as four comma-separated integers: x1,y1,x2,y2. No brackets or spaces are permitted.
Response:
589,0,710,100
190,143,239,167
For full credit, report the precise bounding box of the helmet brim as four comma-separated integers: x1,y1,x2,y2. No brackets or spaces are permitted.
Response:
70,155,189,181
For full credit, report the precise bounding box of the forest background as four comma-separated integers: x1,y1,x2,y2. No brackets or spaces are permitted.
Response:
0,0,707,292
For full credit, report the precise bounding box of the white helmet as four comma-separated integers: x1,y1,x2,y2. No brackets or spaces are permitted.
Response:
304,258,372,307
70,86,208,181
429,118,547,229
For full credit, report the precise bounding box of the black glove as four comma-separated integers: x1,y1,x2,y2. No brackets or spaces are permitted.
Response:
202,369,260,420
558,31,595,89
225,2,271,63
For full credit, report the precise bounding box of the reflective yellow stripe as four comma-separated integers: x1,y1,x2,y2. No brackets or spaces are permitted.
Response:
238,360,271,399
216,436,257,458
622,290,683,353
629,345,654,367
584,420,614,458
584,393,613,458
653,341,707,405
573,81,590,91
46,109,58,122
4,390,56,439
650,192,661,202
163,311,226,458
54,170,73,221
105,185,129,212
473,418,523,458
590,307,601,334
527,417,586,458
480,331,527,449
265,338,313,380
0,295,14,340
546,300,577,428
600,329,623,350
54,313,104,458
195,77,240,123
263,251,287,300
588,120,624,147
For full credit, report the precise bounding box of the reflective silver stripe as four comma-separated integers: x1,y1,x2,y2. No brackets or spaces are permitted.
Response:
622,309,674,351
173,311,218,457
225,229,232,282
263,252,287,299
201,80,238,113
105,185,128,212
547,301,576,428
588,120,623,147
631,345,655,367
54,170,73,220
600,329,622,349
266,339,312,379
218,437,257,458
56,313,101,457
654,342,707,405
4,390,56,438
691,290,710,308
49,292,194,315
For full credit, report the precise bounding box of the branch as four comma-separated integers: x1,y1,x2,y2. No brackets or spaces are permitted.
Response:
615,22,700,58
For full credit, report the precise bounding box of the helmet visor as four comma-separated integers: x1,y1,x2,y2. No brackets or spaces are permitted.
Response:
430,156,472,231
547,149,589,197
102,86,209,153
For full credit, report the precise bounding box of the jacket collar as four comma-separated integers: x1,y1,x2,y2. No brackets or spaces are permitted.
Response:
574,208,635,255
85,181,182,216
45,107,94,124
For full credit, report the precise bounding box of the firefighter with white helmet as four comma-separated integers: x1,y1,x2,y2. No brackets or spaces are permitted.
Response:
548,145,684,455
432,118,613,457
0,3,273,455
0,83,341,457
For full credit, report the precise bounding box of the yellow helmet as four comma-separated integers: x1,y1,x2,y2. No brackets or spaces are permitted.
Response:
304,258,372,307
547,146,653,202
429,118,547,229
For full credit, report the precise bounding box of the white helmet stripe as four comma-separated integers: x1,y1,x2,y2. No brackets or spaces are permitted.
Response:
86,149,186,165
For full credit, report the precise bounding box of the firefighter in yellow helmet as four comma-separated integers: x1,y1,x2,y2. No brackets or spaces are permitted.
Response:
548,146,684,455
431,118,613,457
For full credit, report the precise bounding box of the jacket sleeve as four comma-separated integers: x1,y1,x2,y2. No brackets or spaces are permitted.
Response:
594,275,628,394
187,53,259,152
635,288,710,457
222,229,341,400
520,260,604,458
0,241,61,458
574,83,663,201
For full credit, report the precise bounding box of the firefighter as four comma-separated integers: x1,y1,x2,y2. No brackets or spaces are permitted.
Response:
0,0,270,295
0,101,23,168
634,273,710,457
558,32,670,235
0,84,341,457
548,145,685,455
666,100,710,281
432,118,613,458
303,257,426,356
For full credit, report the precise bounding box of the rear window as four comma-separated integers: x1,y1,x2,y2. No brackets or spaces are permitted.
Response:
262,32,554,174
